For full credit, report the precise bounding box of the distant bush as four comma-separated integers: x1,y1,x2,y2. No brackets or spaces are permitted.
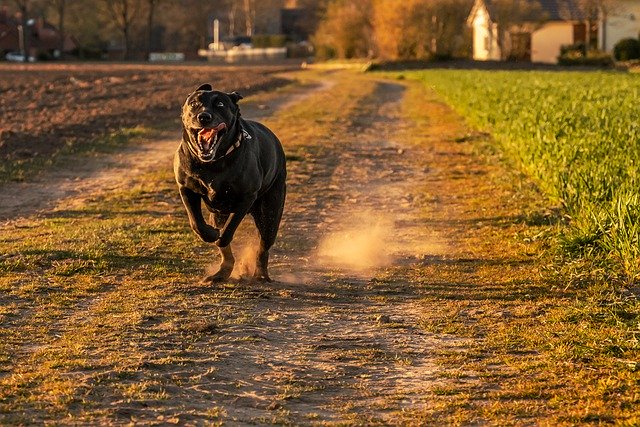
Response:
557,46,614,67
560,42,586,57
613,38,640,61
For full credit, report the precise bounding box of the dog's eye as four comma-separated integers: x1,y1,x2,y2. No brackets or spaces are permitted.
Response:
216,101,224,107
189,101,200,108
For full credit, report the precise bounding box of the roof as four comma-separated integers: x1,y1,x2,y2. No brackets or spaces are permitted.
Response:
473,0,588,23
534,0,587,20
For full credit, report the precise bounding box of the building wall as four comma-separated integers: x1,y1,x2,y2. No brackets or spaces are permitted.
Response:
531,22,574,63
600,0,640,52
471,4,500,60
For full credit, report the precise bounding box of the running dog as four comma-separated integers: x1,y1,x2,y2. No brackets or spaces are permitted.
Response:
174,84,286,282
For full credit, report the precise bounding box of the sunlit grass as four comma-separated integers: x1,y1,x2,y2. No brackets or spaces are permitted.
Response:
391,76,640,425
402,70,640,283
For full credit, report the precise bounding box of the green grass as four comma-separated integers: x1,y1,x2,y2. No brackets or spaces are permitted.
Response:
390,75,640,424
400,69,640,282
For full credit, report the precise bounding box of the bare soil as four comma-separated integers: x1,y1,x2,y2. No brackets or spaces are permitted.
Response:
0,68,556,424
0,63,291,167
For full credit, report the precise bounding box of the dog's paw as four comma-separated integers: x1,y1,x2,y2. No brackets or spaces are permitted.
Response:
252,271,272,283
202,267,233,284
198,225,220,243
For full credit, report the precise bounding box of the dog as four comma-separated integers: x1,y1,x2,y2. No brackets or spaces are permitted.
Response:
174,83,286,283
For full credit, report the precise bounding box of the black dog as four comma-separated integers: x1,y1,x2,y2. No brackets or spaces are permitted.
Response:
174,84,286,282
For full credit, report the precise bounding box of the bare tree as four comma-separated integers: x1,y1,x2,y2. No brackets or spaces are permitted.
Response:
228,0,238,36
580,0,620,50
373,0,472,60
242,0,255,36
103,0,142,60
145,0,160,59
313,0,372,59
489,0,547,60
47,0,66,57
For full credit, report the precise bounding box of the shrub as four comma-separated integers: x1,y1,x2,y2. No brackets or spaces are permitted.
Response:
560,42,586,57
613,38,640,61
557,49,614,67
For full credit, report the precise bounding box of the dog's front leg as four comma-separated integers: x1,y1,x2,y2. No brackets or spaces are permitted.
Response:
179,186,220,243
216,198,256,248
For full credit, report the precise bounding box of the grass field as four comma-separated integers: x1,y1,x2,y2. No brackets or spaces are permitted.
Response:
402,70,640,283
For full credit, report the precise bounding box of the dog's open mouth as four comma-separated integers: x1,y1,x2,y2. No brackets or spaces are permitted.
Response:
195,123,227,159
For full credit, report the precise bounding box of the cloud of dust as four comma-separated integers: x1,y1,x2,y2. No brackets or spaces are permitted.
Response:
231,240,259,279
315,211,395,274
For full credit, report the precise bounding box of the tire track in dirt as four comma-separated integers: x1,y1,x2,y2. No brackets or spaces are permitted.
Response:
100,78,475,424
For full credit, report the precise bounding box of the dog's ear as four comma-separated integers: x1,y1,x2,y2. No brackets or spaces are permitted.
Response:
196,83,212,91
228,91,243,104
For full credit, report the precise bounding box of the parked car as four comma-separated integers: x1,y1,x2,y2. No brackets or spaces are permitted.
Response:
5,52,36,62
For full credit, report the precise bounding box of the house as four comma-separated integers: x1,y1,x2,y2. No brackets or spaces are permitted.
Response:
599,0,640,52
467,0,590,63
0,8,76,59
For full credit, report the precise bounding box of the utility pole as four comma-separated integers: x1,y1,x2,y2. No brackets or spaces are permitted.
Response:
17,0,30,62
213,18,220,50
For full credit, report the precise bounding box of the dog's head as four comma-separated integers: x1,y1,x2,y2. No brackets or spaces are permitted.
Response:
181,83,243,162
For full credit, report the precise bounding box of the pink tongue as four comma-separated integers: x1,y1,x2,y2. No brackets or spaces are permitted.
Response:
198,123,226,145
199,128,217,142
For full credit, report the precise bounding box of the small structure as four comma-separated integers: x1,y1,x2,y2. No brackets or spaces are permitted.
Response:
199,45,287,63
468,0,589,63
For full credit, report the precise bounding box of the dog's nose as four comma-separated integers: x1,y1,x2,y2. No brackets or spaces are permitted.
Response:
197,112,212,125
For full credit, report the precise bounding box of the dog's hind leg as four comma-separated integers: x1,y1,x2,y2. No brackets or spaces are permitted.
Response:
202,212,235,283
251,174,286,282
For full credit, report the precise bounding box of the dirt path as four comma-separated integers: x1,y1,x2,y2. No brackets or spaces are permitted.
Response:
0,70,549,424
177,80,469,422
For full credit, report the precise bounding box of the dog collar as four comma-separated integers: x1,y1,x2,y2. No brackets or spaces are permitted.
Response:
223,129,251,157
214,128,251,161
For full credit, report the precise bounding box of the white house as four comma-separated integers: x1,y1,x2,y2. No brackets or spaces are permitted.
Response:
600,0,640,52
469,0,640,63
468,0,589,63
468,0,501,60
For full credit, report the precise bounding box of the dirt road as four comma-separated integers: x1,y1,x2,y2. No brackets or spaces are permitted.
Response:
0,70,552,424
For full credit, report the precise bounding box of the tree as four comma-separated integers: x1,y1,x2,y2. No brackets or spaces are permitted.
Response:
227,0,238,36
145,0,160,59
242,0,255,37
372,0,472,60
312,0,373,59
103,0,142,60
488,0,546,60
47,0,66,57
580,0,621,50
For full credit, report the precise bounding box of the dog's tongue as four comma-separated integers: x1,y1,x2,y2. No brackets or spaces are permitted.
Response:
198,123,226,146
198,128,217,144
